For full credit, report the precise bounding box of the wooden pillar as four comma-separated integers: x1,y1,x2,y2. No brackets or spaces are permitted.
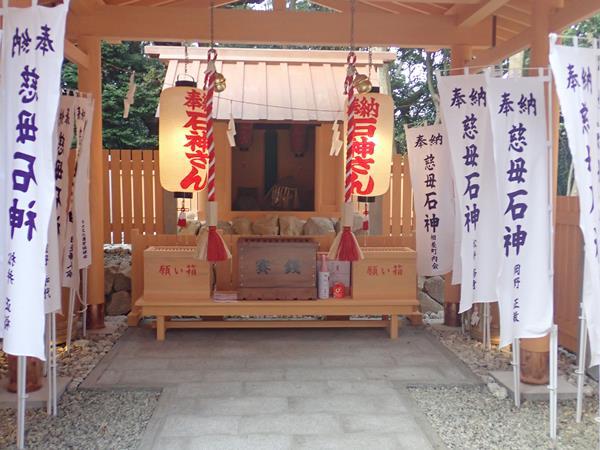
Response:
443,45,472,327
519,0,552,384
78,37,105,329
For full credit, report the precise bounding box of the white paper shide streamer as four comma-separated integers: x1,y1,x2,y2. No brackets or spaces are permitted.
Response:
406,124,455,276
438,74,500,313
0,2,69,359
486,74,553,348
550,41,600,367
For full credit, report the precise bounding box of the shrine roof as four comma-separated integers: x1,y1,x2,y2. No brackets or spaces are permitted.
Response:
147,46,396,122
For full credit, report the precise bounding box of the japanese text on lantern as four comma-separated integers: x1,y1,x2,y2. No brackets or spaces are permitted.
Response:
350,96,380,195
498,89,537,323
6,23,56,330
414,131,444,271
180,89,209,191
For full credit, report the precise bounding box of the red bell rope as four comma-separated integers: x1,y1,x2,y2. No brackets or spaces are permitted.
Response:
344,52,357,204
204,48,217,203
197,47,230,262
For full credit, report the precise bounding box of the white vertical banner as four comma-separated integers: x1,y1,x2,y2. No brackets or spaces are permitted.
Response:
73,96,94,269
0,28,5,339
55,96,75,253
550,41,600,367
486,73,553,348
406,124,455,276
0,2,69,359
438,73,500,313
44,96,75,314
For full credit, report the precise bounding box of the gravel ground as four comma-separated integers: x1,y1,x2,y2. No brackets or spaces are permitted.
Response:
409,384,599,450
413,323,600,449
1,316,160,449
0,389,160,449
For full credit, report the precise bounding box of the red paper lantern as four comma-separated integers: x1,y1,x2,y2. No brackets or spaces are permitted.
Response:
235,122,254,151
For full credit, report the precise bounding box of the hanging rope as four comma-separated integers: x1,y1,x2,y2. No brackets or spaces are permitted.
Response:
204,49,217,203
328,0,363,262
195,3,231,263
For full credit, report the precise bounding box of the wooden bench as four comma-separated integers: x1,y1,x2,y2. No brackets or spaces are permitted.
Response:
135,297,420,340
128,230,421,340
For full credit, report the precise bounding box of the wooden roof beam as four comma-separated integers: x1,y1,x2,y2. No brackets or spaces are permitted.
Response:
455,0,511,27
65,39,90,68
67,6,494,47
550,0,600,33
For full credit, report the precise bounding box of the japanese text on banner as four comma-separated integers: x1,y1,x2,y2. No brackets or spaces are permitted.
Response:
486,75,553,348
438,74,500,313
406,124,455,276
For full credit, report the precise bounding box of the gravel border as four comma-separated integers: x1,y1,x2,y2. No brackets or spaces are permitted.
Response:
0,316,161,449
408,384,599,450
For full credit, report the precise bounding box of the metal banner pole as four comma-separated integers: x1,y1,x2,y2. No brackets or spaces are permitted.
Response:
512,338,521,407
46,315,52,416
52,312,58,415
549,324,558,441
82,268,88,337
484,303,491,351
66,287,76,349
43,314,49,377
575,302,587,422
16,355,27,449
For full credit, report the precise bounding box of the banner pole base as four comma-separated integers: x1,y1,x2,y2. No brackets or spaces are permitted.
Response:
512,338,521,407
548,325,558,442
575,303,587,423
17,355,27,449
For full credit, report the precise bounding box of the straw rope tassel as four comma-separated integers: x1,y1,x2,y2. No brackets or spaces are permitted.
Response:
328,54,363,262
196,49,231,262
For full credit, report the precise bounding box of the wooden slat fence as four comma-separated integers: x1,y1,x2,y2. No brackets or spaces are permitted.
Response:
103,149,164,244
381,154,415,245
554,196,583,352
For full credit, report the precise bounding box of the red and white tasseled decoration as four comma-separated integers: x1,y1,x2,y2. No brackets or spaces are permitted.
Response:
196,48,231,262
328,52,364,262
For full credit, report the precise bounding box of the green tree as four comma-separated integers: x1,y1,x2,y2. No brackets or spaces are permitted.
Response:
390,49,449,154
62,41,165,149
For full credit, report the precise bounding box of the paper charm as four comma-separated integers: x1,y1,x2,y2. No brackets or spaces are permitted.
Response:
123,71,137,118
329,118,343,156
226,114,237,147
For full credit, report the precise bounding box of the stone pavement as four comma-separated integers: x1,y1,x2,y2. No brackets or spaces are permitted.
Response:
83,325,480,449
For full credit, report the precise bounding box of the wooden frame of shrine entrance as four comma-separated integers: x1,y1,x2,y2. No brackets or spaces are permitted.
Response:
6,0,600,371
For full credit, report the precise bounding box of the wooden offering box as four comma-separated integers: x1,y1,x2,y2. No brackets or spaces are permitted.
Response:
143,246,211,302
238,237,317,300
352,247,417,300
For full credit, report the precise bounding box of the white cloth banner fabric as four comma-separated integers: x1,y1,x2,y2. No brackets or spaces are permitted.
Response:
55,96,75,254
451,178,462,284
44,96,75,314
550,42,600,367
406,124,455,276
0,29,5,339
73,97,94,269
438,74,500,313
486,74,553,348
0,2,69,359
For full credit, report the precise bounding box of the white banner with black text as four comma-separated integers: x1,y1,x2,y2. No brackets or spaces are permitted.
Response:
406,124,455,276
438,73,500,313
0,2,69,358
550,42,600,367
486,74,553,348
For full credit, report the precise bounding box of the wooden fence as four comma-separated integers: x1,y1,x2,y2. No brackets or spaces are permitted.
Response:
381,155,415,245
554,196,583,352
103,149,164,244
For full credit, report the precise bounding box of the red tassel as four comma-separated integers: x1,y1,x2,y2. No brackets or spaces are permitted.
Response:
177,211,187,227
336,226,361,261
206,226,229,262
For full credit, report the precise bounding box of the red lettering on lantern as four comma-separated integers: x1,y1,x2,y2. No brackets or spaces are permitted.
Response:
350,97,380,196
180,90,209,191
